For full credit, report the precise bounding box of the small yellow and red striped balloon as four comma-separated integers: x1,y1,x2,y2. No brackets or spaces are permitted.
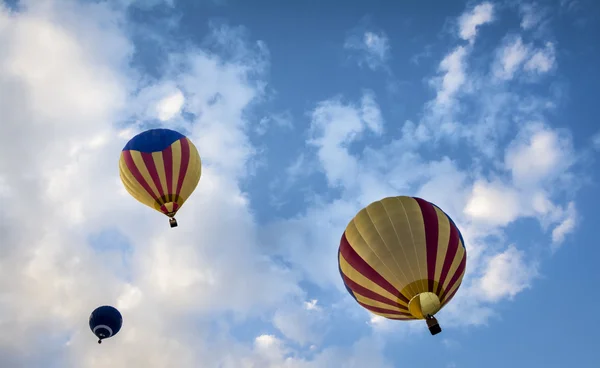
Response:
338,196,466,334
118,128,201,227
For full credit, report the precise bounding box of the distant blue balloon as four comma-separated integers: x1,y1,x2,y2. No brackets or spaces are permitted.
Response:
89,305,123,344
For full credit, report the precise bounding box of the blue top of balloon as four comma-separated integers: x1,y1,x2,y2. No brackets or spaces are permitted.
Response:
123,128,186,153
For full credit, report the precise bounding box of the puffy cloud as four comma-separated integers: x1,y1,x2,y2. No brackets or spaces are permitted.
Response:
464,180,522,227
433,46,469,107
344,30,390,71
505,122,574,188
519,3,545,30
308,90,383,188
274,87,578,334
255,111,293,136
476,246,538,302
0,1,300,366
524,42,556,74
273,299,328,346
460,121,578,244
493,36,530,80
0,0,587,366
493,37,556,81
421,2,496,138
551,201,577,249
122,0,176,9
363,32,389,62
245,334,393,368
458,2,495,43
276,26,579,335
147,87,186,122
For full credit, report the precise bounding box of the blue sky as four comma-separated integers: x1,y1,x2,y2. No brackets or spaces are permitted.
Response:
0,0,599,367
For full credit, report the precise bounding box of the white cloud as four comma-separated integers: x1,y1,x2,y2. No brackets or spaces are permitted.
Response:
559,0,582,14
368,315,387,329
128,81,185,126
276,88,571,333
1,7,128,126
493,37,556,81
524,42,556,74
363,32,389,61
121,0,176,9
400,120,431,146
493,36,530,80
0,1,301,366
253,334,290,364
304,299,319,310
246,334,393,368
434,46,468,106
282,72,579,335
344,30,390,70
551,201,576,249
505,122,574,188
272,299,327,346
462,122,577,237
476,246,538,302
308,90,383,188
0,1,587,366
531,191,557,216
464,180,522,227
458,2,494,43
255,111,293,135
422,7,557,154
156,89,185,121
519,3,545,30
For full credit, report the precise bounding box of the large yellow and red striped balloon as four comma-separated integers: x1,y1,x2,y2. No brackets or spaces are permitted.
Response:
119,128,202,228
338,196,467,335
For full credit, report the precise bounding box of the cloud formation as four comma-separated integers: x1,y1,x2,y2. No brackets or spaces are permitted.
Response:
0,1,300,366
0,1,587,367
273,0,580,333
493,36,556,80
344,30,391,71
458,2,494,43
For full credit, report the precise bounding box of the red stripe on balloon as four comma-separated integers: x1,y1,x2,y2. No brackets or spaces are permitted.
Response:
440,255,466,301
357,301,413,317
414,197,439,292
341,273,409,311
436,215,460,296
122,151,159,201
141,152,166,202
441,281,462,306
162,145,174,202
339,233,410,304
175,138,190,197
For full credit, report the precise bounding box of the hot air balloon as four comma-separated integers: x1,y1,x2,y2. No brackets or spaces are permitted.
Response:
89,305,123,344
119,128,202,228
338,196,467,335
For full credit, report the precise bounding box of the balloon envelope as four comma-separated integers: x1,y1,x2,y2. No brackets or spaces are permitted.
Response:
119,128,201,225
338,196,466,331
89,305,123,343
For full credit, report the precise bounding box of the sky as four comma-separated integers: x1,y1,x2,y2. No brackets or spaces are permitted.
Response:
0,0,599,367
